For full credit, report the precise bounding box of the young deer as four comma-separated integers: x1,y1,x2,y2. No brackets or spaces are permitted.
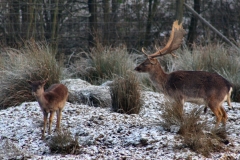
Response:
134,21,233,127
28,79,68,139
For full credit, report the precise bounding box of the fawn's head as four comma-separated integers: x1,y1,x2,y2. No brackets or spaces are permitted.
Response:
134,20,186,73
27,79,48,96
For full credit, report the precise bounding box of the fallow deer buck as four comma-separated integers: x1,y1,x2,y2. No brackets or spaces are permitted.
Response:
28,79,68,139
134,21,233,127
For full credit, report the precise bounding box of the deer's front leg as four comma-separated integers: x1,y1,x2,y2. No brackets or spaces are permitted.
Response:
42,111,48,139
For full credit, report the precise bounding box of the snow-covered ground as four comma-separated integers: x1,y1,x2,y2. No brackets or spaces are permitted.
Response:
0,90,240,159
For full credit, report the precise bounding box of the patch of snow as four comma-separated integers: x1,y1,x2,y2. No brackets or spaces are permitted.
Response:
0,86,239,159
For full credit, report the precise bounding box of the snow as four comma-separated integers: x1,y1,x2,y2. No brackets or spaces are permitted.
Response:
0,85,240,159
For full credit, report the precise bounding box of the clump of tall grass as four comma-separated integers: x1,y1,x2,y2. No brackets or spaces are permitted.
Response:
161,101,227,157
0,41,61,109
66,44,142,114
0,139,28,159
48,130,81,154
110,72,141,114
66,45,135,85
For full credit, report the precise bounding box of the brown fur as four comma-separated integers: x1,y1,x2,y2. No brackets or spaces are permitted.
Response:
28,80,68,139
135,57,233,127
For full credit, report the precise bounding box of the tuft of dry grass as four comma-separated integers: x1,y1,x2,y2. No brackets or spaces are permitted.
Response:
210,127,228,144
0,138,28,159
178,107,207,136
160,101,184,128
0,41,61,109
66,44,135,85
161,101,227,157
110,72,141,114
48,130,81,155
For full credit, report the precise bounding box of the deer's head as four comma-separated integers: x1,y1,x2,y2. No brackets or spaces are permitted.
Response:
134,20,186,72
134,57,158,72
27,79,48,97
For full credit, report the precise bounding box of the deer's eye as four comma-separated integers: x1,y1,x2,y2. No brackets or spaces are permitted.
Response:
143,62,150,66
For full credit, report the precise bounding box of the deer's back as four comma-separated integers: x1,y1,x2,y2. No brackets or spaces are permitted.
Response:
165,71,232,101
44,84,68,107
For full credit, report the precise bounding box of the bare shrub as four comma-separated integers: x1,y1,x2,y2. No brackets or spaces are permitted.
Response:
110,72,141,114
0,41,61,109
48,130,81,155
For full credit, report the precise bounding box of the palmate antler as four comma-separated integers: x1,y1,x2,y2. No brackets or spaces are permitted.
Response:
145,20,186,58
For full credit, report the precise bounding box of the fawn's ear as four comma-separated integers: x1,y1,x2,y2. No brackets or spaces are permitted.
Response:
41,79,48,85
27,80,32,85
45,78,49,82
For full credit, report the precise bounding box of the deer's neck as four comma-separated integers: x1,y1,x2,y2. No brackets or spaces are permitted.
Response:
34,90,48,108
149,64,168,92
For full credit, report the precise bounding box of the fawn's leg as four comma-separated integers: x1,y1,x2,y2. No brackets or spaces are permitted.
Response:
56,108,63,132
48,111,55,135
204,106,208,114
42,111,48,139
226,93,233,110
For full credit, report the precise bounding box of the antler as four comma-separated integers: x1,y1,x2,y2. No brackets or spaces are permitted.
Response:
141,47,149,56
148,20,186,58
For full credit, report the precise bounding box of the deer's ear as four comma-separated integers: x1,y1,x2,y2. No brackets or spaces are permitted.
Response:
149,58,157,65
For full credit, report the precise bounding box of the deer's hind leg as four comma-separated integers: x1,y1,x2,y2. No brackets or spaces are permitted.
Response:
49,111,55,134
172,98,185,120
227,91,233,110
208,100,227,127
219,106,227,126
56,108,63,132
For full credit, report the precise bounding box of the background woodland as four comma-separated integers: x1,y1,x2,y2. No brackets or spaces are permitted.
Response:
0,0,239,55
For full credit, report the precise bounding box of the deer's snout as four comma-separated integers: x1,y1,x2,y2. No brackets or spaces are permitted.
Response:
134,66,141,72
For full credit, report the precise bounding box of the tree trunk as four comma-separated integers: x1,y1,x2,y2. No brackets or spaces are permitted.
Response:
43,0,51,40
187,0,200,48
175,0,184,23
26,0,36,40
51,0,60,54
144,0,158,47
102,0,110,46
111,0,119,46
8,0,20,46
88,0,98,48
